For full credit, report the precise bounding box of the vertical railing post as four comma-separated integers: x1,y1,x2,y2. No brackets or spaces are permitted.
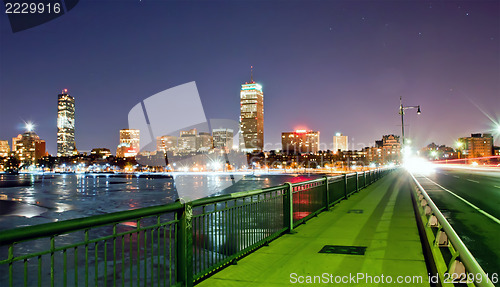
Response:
363,171,366,188
284,183,294,232
344,174,348,199
176,201,193,286
323,176,329,211
355,172,359,193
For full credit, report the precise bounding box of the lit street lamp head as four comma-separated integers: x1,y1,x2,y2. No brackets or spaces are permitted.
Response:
417,106,421,115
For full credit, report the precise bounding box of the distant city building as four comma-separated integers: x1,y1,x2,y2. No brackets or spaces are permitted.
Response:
213,128,234,151
366,135,401,164
156,136,177,153
90,148,112,159
338,149,367,167
198,132,213,152
281,130,320,153
178,129,198,153
180,129,197,137
458,133,493,158
12,131,46,164
493,146,500,156
116,129,140,158
0,140,10,157
381,135,401,163
177,129,214,153
420,143,459,161
364,146,382,164
333,133,348,153
240,69,264,152
57,89,76,157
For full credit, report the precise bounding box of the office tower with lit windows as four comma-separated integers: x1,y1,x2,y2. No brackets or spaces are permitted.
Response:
240,68,264,152
0,140,10,157
12,131,46,164
157,136,178,153
213,128,234,151
333,133,348,153
116,129,140,158
178,129,197,153
458,133,493,158
198,132,213,152
57,89,76,157
281,130,320,154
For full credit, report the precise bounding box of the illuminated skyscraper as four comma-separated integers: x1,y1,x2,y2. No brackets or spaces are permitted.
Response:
116,129,140,158
57,89,76,157
240,67,264,152
333,133,348,153
281,130,320,153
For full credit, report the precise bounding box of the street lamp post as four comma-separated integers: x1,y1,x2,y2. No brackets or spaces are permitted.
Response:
399,96,421,146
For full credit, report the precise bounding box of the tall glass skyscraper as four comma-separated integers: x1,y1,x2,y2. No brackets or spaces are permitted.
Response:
239,69,264,152
57,89,76,157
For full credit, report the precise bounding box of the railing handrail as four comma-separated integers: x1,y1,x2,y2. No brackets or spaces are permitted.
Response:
0,201,184,245
409,172,494,287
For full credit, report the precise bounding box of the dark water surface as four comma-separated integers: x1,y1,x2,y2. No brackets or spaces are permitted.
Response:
0,172,322,231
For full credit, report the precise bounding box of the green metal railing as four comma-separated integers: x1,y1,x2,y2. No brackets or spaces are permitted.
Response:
409,172,495,287
0,168,390,286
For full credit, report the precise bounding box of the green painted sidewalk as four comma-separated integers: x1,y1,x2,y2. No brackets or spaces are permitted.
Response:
197,170,430,286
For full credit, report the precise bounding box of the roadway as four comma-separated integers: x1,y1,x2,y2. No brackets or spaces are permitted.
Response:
412,167,500,279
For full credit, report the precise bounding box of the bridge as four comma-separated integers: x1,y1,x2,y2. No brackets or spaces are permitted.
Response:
0,167,497,286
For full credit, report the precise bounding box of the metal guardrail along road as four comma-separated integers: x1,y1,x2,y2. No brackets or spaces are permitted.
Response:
409,172,495,287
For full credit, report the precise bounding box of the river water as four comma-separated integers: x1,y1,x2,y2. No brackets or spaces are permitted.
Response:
0,172,321,231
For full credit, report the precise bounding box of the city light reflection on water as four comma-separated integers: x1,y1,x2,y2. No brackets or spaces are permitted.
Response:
0,172,322,231
0,172,323,286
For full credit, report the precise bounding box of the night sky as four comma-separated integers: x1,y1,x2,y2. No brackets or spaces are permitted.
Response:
1,1,499,155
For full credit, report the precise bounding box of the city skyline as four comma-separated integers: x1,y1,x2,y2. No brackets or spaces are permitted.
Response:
1,1,499,154
1,85,498,156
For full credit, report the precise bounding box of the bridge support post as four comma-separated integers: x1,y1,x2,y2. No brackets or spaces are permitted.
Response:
355,172,359,193
284,182,294,233
176,201,193,286
344,174,348,199
323,176,329,211
363,171,366,188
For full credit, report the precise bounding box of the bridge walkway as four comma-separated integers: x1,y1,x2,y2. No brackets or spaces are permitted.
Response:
197,170,429,286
